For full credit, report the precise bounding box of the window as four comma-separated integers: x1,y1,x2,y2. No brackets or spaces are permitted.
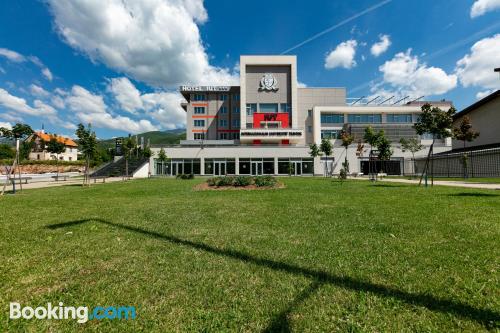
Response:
260,103,278,113
321,130,341,139
194,119,205,127
308,126,312,133
220,106,228,114
219,119,228,127
387,114,413,123
246,103,257,115
321,114,344,124
233,94,240,101
220,94,228,101
280,103,291,113
219,132,228,140
193,94,206,101
233,106,240,113
308,110,312,117
232,132,240,140
246,123,253,129
194,107,205,114
347,114,382,123
194,133,205,140
232,119,240,128
69,157,72,161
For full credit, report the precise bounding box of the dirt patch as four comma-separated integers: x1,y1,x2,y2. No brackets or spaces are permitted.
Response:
194,182,285,191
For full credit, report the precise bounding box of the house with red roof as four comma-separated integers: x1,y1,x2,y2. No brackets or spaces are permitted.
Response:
27,131,79,161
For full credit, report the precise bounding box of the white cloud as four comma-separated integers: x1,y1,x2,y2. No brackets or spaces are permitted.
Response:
325,40,358,70
107,77,144,113
0,122,12,129
297,81,307,88
51,94,65,109
0,88,40,115
471,0,500,18
370,34,391,57
42,67,53,81
455,34,500,90
33,100,57,116
46,0,238,88
30,84,50,98
65,85,158,133
476,89,493,99
0,48,26,62
377,49,457,96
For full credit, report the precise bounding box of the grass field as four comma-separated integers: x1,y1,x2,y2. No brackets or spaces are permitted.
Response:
1,178,499,332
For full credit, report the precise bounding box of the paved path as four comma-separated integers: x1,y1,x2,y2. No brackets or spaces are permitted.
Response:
376,177,500,190
2,177,126,192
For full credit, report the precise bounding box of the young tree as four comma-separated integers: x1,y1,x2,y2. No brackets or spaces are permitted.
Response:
319,138,333,177
363,126,383,178
413,103,455,186
157,148,168,175
340,130,354,173
452,116,479,179
46,136,66,180
76,123,97,186
122,137,136,179
0,123,33,194
400,138,424,176
377,134,393,172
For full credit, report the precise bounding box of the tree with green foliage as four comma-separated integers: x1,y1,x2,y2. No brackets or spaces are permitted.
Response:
157,147,168,175
400,138,424,176
319,138,333,177
340,130,354,173
142,146,152,158
413,103,455,186
452,116,479,179
363,126,384,178
308,143,321,176
122,137,136,178
0,123,33,194
376,134,393,172
0,144,15,159
76,123,98,186
46,136,66,179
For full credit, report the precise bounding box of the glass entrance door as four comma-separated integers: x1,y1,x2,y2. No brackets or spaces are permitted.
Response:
293,161,302,176
172,162,182,176
251,161,263,175
214,161,226,176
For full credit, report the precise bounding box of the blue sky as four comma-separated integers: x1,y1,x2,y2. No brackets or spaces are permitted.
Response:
0,0,499,139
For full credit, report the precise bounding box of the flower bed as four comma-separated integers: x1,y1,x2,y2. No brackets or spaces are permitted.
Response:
195,175,283,191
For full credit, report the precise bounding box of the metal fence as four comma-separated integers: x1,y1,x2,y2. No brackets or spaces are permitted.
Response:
411,147,500,177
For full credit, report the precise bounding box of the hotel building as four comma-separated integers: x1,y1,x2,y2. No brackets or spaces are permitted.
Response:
149,55,453,176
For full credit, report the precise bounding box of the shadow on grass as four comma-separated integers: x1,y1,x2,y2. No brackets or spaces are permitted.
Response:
46,218,500,330
370,183,407,188
449,192,499,197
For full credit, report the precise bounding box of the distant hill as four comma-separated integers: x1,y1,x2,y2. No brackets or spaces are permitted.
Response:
98,129,186,149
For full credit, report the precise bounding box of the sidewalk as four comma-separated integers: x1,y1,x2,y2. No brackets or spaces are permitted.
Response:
2,177,126,192
375,177,500,190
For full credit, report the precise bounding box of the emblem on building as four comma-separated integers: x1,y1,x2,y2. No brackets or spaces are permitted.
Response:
260,73,278,91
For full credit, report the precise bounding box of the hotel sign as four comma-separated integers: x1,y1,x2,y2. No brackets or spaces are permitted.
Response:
240,130,303,137
180,86,231,92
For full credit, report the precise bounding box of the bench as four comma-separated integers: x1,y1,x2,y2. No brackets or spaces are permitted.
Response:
51,175,69,181
90,176,107,183
8,177,32,184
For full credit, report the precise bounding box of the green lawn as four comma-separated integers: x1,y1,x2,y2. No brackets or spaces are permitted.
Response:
1,178,499,332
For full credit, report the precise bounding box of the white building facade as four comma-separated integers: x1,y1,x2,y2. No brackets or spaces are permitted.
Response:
149,55,452,177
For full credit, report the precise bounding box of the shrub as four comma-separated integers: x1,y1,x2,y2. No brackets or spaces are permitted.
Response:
176,173,195,180
234,176,253,186
217,176,234,186
207,177,218,186
254,175,277,187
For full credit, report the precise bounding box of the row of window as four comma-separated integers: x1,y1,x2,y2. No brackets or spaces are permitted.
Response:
154,158,314,176
320,113,414,124
218,132,240,140
193,106,240,114
193,94,240,101
193,119,240,128
246,103,290,115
